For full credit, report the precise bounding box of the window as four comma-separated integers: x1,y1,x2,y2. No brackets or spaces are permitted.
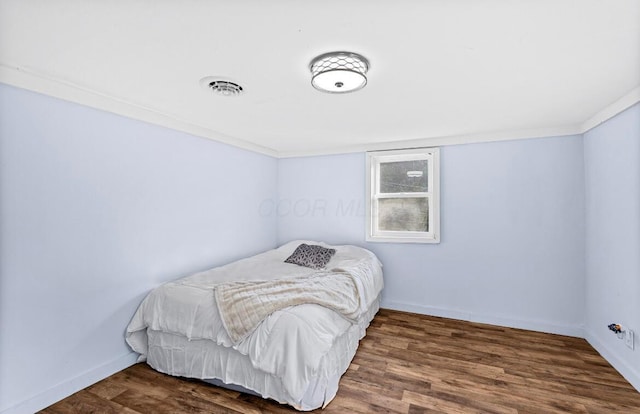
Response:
366,148,440,243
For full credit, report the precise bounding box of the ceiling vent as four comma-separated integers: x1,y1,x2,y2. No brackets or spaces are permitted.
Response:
200,77,244,96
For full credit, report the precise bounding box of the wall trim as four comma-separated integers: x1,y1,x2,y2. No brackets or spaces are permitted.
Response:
0,65,278,158
380,300,585,338
585,329,640,393
0,352,138,414
2,65,638,159
277,126,583,158
580,86,640,134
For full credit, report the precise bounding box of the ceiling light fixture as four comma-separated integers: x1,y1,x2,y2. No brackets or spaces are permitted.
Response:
310,51,369,93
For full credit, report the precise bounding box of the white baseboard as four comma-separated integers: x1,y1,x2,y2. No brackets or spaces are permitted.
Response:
585,330,640,393
380,300,585,338
1,352,138,414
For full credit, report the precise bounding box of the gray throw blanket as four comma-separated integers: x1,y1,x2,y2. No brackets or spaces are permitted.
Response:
215,263,374,344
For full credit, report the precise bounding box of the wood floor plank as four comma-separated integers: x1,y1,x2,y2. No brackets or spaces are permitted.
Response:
39,309,640,413
44,390,142,414
403,389,519,414
174,380,264,414
84,376,129,400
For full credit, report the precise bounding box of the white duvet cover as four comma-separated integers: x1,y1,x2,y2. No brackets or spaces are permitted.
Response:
125,240,384,410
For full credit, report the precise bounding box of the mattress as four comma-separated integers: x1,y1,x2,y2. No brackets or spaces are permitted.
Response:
126,240,384,410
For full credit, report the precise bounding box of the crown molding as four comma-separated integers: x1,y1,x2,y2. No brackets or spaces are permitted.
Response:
0,64,279,158
2,64,638,160
580,86,640,134
276,125,583,158
278,88,640,158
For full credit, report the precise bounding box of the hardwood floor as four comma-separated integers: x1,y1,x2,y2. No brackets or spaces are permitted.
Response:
40,309,640,413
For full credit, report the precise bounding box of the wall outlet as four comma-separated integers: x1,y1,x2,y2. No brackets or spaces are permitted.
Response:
625,330,634,350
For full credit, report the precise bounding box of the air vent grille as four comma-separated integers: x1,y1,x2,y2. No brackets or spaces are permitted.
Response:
208,80,243,96
199,77,244,96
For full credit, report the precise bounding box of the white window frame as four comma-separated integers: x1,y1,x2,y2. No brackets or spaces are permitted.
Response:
366,147,440,243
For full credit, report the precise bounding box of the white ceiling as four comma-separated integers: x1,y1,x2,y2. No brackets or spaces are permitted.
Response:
1,0,639,157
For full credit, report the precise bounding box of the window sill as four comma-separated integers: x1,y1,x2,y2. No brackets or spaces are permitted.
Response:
366,234,440,244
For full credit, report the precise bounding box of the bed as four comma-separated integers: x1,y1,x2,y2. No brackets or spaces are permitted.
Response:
125,240,384,411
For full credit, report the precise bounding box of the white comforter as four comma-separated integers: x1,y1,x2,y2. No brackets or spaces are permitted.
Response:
125,240,383,408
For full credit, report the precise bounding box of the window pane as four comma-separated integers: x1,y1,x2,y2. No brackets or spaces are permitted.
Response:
378,197,429,232
380,160,428,193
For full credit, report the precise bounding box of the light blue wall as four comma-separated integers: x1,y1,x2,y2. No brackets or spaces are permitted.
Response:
584,103,640,390
0,83,278,413
278,136,586,336
2,78,638,413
